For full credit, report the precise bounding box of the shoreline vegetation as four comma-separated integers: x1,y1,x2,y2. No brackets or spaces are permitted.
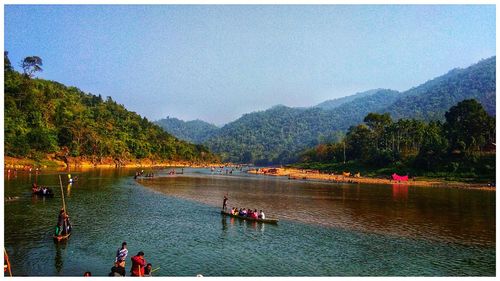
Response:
5,156,494,191
248,167,495,191
4,156,222,170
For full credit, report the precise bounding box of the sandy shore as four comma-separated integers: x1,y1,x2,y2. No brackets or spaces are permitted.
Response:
248,167,495,191
4,156,222,170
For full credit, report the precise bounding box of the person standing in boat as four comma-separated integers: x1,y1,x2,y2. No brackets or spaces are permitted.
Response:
56,209,65,236
130,251,146,277
222,195,228,212
115,242,128,268
62,211,72,235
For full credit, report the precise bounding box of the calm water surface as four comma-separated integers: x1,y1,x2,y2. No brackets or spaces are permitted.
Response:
3,168,495,276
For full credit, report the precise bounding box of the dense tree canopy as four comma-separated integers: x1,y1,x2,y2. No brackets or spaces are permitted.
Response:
159,57,494,165
4,53,219,164
299,103,495,180
444,99,495,154
155,117,219,144
21,56,43,78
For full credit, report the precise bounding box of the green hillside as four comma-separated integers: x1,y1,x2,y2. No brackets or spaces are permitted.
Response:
297,100,496,182
202,57,495,164
4,55,218,165
155,117,219,144
315,88,386,110
204,89,401,164
386,56,496,120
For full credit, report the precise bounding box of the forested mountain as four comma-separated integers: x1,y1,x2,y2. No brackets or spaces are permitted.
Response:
4,54,218,164
299,100,496,181
204,89,401,164
315,89,385,110
385,56,496,120
162,56,495,165
155,117,219,144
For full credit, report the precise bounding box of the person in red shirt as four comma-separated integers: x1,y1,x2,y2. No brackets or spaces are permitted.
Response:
252,209,258,219
130,251,146,277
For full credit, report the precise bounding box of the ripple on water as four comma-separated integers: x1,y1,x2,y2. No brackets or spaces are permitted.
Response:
4,169,496,276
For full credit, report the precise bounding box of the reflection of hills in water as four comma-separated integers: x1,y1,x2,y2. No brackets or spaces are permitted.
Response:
139,171,495,247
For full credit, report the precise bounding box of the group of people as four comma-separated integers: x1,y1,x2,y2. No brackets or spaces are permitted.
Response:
222,195,266,220
109,242,154,277
134,170,155,179
55,208,72,236
230,207,266,219
32,183,52,195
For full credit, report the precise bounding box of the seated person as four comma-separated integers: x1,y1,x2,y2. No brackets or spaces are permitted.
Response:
252,209,258,219
144,263,153,277
259,210,265,219
109,265,126,276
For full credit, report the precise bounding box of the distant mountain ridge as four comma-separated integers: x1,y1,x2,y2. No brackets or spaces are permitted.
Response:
155,117,219,144
315,88,387,110
157,56,495,164
385,56,496,119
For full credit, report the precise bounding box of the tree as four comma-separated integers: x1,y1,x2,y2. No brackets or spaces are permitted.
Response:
443,99,495,155
4,51,13,72
363,113,392,151
414,121,448,170
21,56,43,78
345,124,375,163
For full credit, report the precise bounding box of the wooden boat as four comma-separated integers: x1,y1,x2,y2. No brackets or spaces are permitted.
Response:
53,233,71,242
52,175,72,243
32,190,55,197
220,211,279,224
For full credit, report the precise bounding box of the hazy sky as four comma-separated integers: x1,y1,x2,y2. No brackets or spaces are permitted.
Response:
4,5,495,125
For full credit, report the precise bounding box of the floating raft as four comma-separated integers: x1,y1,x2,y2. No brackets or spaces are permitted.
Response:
220,211,279,224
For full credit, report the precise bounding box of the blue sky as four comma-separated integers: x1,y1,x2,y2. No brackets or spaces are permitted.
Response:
4,5,496,125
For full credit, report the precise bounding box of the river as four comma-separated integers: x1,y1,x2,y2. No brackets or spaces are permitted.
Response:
3,167,495,276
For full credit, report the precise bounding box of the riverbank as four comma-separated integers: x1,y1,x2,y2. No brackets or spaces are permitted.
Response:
4,156,222,170
248,167,495,191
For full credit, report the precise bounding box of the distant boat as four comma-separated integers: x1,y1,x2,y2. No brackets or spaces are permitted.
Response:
220,211,279,224
32,189,54,197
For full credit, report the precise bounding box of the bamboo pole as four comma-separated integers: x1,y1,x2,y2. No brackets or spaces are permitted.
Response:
4,248,12,277
58,175,66,213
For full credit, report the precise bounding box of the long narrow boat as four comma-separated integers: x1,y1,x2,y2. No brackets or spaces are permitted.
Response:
53,175,71,243
220,211,279,224
53,233,71,242
32,190,55,197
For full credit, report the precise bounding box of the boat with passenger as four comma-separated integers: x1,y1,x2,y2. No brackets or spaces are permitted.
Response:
31,184,55,197
220,210,279,224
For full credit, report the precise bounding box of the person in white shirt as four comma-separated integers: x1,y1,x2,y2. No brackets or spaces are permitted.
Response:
258,210,265,219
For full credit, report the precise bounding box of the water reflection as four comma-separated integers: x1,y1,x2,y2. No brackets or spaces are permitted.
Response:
66,183,72,197
3,168,495,276
392,184,408,201
221,217,227,231
220,215,268,233
54,242,67,274
141,172,495,246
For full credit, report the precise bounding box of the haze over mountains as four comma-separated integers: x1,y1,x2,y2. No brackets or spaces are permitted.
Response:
156,56,496,164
